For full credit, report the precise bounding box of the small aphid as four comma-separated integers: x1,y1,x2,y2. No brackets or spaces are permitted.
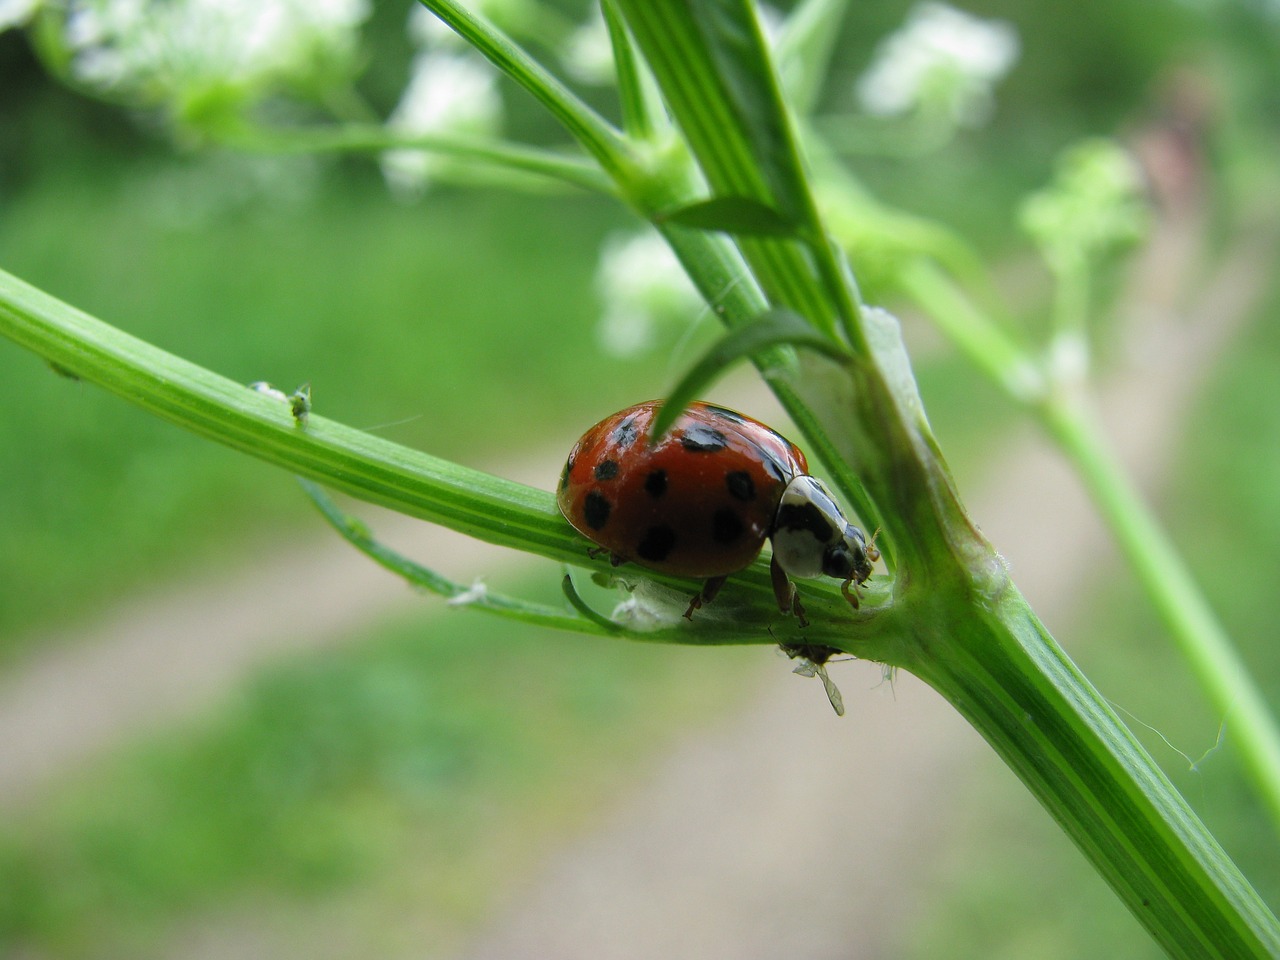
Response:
249,380,311,425
288,382,312,425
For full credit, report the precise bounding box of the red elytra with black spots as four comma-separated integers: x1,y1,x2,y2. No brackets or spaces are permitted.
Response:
557,400,807,579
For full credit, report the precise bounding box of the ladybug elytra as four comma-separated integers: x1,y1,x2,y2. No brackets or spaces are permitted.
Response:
556,400,878,624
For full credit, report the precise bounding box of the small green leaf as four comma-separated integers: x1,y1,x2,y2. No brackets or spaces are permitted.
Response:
651,307,851,439
658,196,798,238
299,478,617,634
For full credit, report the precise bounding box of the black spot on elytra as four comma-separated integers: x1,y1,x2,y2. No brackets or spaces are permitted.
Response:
776,502,833,543
559,457,573,490
644,469,668,498
612,416,639,448
680,424,727,453
583,491,612,530
636,525,677,562
712,508,744,544
725,470,755,501
594,459,620,481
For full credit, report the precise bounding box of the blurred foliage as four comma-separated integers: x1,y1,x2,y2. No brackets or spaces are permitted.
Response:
0,576,760,958
0,162,652,645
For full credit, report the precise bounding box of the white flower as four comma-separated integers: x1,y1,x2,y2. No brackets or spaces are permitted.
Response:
380,51,503,198
62,0,370,114
406,3,454,49
594,230,702,358
562,7,613,85
856,2,1019,127
755,3,785,46
0,0,42,32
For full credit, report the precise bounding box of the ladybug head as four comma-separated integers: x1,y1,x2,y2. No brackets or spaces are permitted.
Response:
770,476,875,587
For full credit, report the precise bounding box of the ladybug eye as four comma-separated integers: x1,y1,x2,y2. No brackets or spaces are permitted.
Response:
822,543,855,580
822,525,874,583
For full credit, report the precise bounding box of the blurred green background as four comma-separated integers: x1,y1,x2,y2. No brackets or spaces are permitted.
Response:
1,0,1278,957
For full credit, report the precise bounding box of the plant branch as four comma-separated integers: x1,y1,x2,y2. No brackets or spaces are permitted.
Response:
221,122,616,195
0,267,874,650
899,252,1280,833
418,0,636,184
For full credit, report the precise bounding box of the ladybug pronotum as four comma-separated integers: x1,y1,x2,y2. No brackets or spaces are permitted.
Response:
556,400,878,624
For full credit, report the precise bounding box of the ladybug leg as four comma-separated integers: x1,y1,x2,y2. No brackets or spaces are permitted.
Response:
840,576,861,610
587,546,627,567
684,575,726,620
770,554,810,628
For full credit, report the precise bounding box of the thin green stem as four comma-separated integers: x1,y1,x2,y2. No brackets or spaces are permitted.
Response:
1043,396,1280,829
418,0,636,184
300,477,617,635
899,254,1280,832
221,122,615,195
601,0,659,143
897,257,1045,402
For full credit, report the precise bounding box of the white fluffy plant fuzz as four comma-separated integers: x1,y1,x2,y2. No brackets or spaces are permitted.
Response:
855,1,1019,128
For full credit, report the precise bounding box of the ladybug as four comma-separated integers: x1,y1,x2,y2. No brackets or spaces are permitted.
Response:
556,400,878,624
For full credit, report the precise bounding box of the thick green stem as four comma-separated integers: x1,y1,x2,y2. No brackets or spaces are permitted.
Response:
900,255,1280,832
602,4,1280,955
905,586,1280,960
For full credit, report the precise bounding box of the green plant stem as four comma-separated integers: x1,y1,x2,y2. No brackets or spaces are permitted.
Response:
905,587,1280,960
0,267,866,648
901,255,1280,833
601,0,660,142
1043,394,1280,828
419,0,636,184
599,5,1280,955
221,122,616,195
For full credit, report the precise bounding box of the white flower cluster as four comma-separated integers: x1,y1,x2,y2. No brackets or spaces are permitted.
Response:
380,5,504,198
58,0,370,117
593,230,702,358
856,1,1019,127
0,0,42,32
561,6,613,86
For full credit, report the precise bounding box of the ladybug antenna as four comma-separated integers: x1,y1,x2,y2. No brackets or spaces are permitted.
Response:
865,526,882,564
